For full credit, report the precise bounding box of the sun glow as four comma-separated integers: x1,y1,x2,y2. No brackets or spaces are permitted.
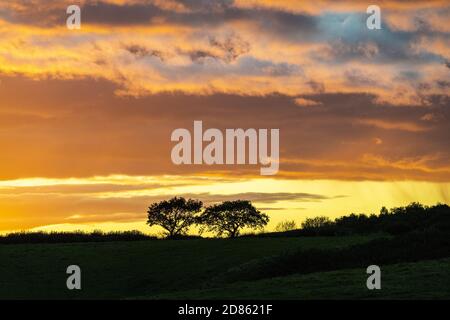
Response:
0,174,448,233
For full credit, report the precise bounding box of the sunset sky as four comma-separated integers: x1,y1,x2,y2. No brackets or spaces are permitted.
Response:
0,0,449,234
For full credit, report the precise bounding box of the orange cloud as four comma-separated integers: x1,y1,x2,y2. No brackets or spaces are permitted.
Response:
0,1,448,105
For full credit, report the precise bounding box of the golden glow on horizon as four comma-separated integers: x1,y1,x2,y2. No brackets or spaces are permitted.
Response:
0,175,448,234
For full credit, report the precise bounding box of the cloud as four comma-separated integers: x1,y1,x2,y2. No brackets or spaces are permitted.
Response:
0,177,337,229
0,75,448,182
355,119,429,132
294,97,322,107
188,192,334,203
0,0,447,104
0,183,171,195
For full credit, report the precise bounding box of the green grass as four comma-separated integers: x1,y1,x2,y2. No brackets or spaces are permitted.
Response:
146,258,450,300
0,235,378,299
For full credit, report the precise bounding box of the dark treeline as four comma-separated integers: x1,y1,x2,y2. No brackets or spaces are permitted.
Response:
0,230,156,244
247,202,450,237
1,202,448,244
306,202,450,236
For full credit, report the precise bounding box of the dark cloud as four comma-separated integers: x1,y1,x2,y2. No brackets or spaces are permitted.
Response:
397,71,421,81
237,57,302,77
344,69,379,87
177,0,234,12
209,34,250,63
83,2,163,26
1,0,319,38
436,80,450,89
306,80,325,93
314,13,447,65
125,44,166,61
124,33,250,65
187,50,218,63
190,192,334,203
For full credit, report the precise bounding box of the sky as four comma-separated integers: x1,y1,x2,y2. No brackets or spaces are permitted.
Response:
0,0,449,234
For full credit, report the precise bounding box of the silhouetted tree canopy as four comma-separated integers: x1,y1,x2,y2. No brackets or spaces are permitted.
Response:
147,197,202,238
298,202,450,236
301,216,332,229
275,220,297,232
199,200,269,238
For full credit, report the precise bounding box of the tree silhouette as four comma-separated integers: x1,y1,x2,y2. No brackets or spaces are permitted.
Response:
199,200,269,238
275,220,297,232
147,197,202,238
301,216,332,229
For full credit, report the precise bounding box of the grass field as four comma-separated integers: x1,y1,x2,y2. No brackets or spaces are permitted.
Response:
147,258,450,300
1,234,448,299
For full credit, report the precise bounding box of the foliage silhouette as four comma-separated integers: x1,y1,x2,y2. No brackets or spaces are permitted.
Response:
302,202,450,236
147,197,203,238
0,230,154,244
199,200,269,238
244,202,450,238
3,202,448,243
301,216,333,235
275,220,297,232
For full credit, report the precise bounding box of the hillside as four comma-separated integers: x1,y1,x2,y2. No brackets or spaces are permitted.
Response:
146,258,450,300
2,203,449,300
0,235,379,299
